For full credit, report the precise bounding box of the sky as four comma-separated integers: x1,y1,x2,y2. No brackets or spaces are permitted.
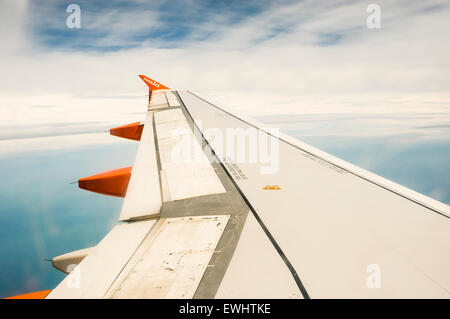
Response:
0,0,449,297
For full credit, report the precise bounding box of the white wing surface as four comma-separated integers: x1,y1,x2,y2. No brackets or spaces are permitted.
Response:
47,83,450,299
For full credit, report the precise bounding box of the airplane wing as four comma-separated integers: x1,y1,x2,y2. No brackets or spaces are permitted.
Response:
45,76,450,299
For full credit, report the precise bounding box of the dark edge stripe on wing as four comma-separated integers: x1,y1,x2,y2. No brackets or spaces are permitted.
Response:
175,91,311,299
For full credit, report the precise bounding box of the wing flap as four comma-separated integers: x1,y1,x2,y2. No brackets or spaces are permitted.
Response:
154,108,226,202
119,111,162,221
166,91,181,107
149,90,169,109
47,219,156,299
105,215,230,299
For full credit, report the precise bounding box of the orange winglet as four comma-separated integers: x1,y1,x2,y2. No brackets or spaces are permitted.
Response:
6,290,51,299
138,75,170,90
78,167,132,197
110,122,144,141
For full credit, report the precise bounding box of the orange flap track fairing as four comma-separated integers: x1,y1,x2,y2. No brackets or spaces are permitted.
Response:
110,122,144,141
6,290,51,299
78,167,132,197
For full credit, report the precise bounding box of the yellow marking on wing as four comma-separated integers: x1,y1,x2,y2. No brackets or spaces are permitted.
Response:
262,185,282,190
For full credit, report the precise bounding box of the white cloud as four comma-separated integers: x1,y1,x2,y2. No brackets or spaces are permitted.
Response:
0,132,127,157
0,0,449,154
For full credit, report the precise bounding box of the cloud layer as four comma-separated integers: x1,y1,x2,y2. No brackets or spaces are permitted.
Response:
0,0,449,150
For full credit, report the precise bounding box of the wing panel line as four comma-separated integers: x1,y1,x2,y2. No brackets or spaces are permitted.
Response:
175,91,311,299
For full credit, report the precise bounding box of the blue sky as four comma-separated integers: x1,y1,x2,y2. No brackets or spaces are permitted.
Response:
28,0,270,51
0,142,138,297
3,0,450,94
0,0,449,297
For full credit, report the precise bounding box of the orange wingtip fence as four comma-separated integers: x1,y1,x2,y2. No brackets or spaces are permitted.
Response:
138,75,170,90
